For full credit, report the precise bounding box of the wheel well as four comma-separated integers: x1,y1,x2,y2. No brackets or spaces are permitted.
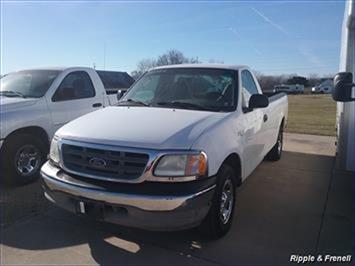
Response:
5,127,50,151
222,153,242,186
280,117,285,130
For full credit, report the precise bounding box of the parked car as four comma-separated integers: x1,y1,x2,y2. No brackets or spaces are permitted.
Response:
311,79,333,94
41,64,288,238
274,84,304,94
0,67,134,185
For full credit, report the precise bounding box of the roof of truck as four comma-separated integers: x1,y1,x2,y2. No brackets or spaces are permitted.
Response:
8,67,132,76
151,64,248,71
12,67,90,72
15,67,67,71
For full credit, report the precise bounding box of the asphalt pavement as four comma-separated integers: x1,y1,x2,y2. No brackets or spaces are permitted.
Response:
0,133,352,265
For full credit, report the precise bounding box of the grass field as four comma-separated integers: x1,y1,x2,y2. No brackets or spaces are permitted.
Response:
285,94,336,136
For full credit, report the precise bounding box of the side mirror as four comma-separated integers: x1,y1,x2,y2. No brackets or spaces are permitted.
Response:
332,72,355,102
249,94,269,109
117,89,127,100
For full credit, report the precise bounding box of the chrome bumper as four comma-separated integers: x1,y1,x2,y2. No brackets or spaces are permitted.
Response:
41,162,215,212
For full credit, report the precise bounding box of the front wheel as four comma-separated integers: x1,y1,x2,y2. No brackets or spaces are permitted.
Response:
0,134,47,186
198,164,237,239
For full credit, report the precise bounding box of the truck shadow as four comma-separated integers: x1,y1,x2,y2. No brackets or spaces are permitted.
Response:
1,151,351,265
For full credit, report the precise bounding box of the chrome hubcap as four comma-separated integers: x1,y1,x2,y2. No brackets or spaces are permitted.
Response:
219,178,234,224
15,145,41,176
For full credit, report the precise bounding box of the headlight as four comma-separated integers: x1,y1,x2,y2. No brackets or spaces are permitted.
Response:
154,153,207,177
49,136,60,165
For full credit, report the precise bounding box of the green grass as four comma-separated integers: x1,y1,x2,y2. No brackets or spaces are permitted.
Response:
285,94,336,136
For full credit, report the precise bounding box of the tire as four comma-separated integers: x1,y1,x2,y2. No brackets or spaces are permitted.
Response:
266,125,283,161
0,133,47,186
198,164,237,239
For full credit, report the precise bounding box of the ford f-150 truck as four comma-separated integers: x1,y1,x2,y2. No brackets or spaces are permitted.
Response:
41,64,288,238
0,67,134,185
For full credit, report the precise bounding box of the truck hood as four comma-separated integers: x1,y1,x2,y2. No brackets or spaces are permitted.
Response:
57,106,228,150
0,96,39,111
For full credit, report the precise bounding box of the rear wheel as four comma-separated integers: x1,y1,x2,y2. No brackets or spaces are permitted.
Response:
198,164,237,239
266,125,283,161
0,134,47,186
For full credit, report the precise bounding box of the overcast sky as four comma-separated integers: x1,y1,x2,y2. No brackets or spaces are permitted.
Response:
1,1,345,76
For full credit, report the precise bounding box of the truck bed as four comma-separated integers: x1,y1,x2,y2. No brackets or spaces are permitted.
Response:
264,92,287,103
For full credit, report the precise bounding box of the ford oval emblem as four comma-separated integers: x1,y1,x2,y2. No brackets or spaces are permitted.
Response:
89,157,107,168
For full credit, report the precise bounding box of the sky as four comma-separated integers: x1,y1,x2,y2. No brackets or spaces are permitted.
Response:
0,0,346,76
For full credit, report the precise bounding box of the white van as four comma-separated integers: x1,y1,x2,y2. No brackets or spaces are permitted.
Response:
312,79,334,94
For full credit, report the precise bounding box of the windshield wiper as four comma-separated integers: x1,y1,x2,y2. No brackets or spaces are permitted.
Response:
156,101,215,111
0,90,26,98
117,98,149,106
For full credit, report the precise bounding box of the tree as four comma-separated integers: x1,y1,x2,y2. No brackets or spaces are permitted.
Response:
156,49,199,66
308,73,320,87
131,49,199,79
255,73,290,91
286,76,308,86
131,59,156,79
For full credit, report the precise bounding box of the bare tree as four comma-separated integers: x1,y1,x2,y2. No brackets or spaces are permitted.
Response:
131,59,156,79
156,50,198,65
255,73,291,91
131,49,199,79
308,73,320,87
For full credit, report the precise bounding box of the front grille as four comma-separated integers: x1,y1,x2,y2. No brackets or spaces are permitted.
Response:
61,143,149,181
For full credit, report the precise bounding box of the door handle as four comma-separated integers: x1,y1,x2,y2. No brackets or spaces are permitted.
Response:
263,114,268,122
92,103,102,108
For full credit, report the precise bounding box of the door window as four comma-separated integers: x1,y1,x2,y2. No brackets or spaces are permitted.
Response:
241,70,259,108
52,71,95,102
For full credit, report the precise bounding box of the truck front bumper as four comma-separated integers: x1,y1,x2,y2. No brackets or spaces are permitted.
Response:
41,162,216,231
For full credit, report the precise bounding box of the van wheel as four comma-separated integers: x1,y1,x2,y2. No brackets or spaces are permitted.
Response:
0,134,47,186
198,164,236,239
266,126,283,161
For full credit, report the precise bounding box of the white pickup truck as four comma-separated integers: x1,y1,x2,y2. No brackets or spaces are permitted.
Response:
41,64,288,238
0,67,134,185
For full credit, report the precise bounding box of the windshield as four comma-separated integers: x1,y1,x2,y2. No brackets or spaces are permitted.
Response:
0,70,60,98
120,68,237,112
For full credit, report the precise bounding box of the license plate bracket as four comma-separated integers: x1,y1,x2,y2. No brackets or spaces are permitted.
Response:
75,199,105,219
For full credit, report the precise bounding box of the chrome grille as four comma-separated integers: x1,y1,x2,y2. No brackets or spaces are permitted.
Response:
61,143,149,180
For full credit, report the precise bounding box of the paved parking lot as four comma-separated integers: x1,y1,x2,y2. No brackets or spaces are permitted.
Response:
0,133,352,265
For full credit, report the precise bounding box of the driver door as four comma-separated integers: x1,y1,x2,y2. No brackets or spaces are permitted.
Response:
48,71,103,132
240,70,265,176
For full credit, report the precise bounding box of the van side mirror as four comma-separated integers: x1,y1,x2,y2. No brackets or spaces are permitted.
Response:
249,94,269,109
332,72,355,102
117,89,127,100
